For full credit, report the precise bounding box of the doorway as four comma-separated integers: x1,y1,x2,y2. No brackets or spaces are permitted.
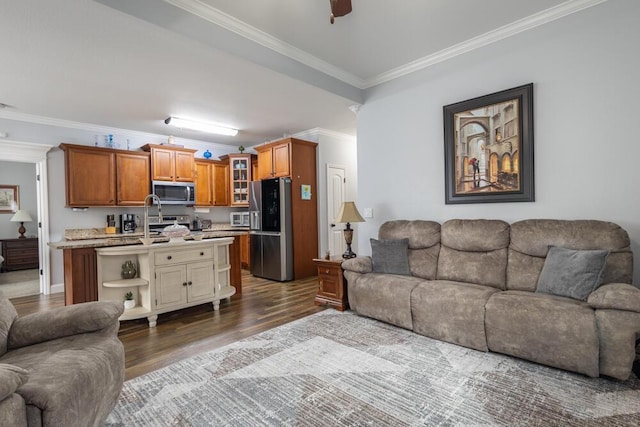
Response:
0,140,53,295
326,164,346,258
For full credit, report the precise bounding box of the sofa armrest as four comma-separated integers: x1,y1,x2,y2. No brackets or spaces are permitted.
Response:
0,363,29,401
587,283,640,312
342,256,373,274
8,301,124,350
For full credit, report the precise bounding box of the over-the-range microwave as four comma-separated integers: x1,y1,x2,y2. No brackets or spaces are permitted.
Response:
152,181,195,206
230,211,250,227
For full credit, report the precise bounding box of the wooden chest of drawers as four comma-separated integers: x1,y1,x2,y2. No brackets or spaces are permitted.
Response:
1,238,39,272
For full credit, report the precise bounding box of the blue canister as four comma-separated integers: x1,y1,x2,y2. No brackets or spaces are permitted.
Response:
203,150,212,159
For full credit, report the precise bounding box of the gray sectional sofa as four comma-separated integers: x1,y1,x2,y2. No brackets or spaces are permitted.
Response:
343,219,640,380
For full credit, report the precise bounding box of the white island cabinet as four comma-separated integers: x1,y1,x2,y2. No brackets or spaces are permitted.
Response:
96,238,234,327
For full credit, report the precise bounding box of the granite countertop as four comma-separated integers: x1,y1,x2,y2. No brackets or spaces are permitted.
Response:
49,226,249,250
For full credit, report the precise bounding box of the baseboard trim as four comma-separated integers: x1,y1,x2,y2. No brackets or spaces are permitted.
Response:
50,283,64,294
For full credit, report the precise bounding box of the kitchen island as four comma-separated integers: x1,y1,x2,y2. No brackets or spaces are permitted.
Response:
49,228,248,306
96,238,233,327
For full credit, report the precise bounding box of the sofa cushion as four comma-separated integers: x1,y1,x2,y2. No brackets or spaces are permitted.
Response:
536,246,609,301
0,299,18,357
345,271,423,330
437,220,510,289
370,238,411,275
485,290,599,377
379,220,441,280
411,280,499,351
507,219,633,291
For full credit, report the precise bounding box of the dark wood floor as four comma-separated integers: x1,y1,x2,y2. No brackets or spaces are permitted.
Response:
11,271,325,380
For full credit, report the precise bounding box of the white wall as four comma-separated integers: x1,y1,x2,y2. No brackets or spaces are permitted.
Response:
0,161,37,239
357,0,640,285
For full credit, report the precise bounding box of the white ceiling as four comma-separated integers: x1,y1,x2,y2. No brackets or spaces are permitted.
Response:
0,0,601,147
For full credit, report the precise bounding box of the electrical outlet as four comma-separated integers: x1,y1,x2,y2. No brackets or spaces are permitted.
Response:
363,208,373,218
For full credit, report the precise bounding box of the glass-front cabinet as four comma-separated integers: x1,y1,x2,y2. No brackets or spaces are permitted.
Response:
226,154,256,206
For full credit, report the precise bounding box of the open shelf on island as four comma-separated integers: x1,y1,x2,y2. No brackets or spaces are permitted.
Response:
120,306,151,319
102,278,149,288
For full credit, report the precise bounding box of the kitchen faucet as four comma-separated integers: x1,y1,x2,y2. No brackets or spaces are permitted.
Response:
143,194,163,240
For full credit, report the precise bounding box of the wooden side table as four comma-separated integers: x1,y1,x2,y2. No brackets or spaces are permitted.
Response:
313,257,348,311
0,238,39,272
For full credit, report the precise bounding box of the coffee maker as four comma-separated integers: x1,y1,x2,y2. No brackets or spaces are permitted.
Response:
120,214,136,233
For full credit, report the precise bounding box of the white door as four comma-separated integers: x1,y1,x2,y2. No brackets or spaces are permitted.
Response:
327,164,346,258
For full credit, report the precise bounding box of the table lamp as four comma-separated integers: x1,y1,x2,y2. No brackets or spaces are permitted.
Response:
334,201,365,259
10,210,33,239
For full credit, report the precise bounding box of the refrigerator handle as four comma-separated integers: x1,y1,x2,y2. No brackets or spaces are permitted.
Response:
250,211,260,230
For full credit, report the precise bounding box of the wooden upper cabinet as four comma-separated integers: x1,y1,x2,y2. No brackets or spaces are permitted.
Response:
255,140,292,179
151,147,174,181
272,143,291,177
256,148,273,181
195,159,229,207
212,160,229,206
60,144,116,207
142,144,196,182
175,150,196,182
195,160,214,206
116,151,151,206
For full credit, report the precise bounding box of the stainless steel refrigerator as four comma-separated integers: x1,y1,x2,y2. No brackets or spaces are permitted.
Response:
249,177,293,281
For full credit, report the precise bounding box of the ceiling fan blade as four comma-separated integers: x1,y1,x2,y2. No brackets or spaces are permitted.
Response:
330,0,352,18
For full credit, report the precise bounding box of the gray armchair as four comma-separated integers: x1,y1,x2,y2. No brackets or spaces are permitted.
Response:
0,293,124,427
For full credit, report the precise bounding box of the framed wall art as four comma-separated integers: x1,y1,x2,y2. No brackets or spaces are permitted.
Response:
443,83,534,204
0,185,19,213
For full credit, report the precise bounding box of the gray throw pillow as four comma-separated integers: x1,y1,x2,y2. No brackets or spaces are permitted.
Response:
536,246,610,301
370,238,411,275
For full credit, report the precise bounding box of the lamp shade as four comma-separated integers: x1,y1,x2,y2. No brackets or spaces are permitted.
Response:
10,210,33,223
334,202,365,224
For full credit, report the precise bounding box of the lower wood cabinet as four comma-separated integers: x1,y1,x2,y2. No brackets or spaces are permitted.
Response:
240,234,250,270
63,247,98,305
1,238,39,272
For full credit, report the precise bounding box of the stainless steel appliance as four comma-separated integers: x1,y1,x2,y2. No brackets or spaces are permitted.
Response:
120,214,136,233
147,215,191,232
230,211,250,227
249,178,293,281
151,181,195,206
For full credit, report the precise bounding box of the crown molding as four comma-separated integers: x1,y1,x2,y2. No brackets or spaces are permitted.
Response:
0,110,235,152
294,127,356,143
164,0,367,89
166,0,606,90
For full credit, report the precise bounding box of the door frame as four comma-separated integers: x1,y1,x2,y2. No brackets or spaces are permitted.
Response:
0,140,53,295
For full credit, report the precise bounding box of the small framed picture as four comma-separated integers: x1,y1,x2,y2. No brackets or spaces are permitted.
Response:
301,184,312,200
0,185,19,214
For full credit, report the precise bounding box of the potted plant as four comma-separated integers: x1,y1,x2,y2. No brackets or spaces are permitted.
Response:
124,291,136,310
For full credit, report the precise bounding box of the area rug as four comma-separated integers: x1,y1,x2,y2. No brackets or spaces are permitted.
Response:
0,269,39,298
105,310,640,426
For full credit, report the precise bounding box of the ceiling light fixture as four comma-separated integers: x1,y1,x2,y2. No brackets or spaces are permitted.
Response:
164,116,238,136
